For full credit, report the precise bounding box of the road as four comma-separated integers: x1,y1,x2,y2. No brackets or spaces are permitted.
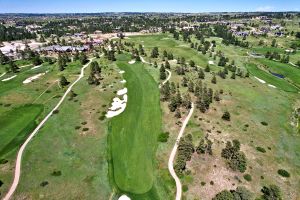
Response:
168,103,194,200
3,58,94,200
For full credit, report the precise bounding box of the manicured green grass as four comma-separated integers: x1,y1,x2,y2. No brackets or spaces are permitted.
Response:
0,104,43,158
108,55,162,195
246,63,298,93
257,58,300,88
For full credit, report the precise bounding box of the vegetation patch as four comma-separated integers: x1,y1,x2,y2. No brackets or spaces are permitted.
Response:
277,169,290,178
256,146,266,153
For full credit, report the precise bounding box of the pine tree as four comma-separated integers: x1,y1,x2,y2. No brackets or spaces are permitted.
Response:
181,77,188,87
231,72,236,79
160,65,167,80
198,68,205,79
205,64,210,72
175,109,181,118
211,74,217,84
188,81,194,93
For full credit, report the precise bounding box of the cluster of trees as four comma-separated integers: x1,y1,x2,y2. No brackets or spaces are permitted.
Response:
0,24,36,42
174,134,194,175
221,140,247,173
214,25,249,48
87,61,101,85
194,80,221,113
213,186,253,200
57,53,71,71
213,184,282,200
196,136,213,155
265,51,289,63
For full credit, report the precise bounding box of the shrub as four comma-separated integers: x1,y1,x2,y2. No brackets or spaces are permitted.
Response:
0,180,3,187
0,159,8,164
81,121,87,125
75,126,81,130
158,132,169,142
201,181,206,186
52,110,59,114
261,185,282,200
213,190,234,200
51,170,62,176
182,185,188,192
222,111,231,121
243,174,252,182
98,116,106,121
40,181,49,187
261,121,268,126
82,128,89,132
256,146,266,153
210,181,214,185
277,169,290,178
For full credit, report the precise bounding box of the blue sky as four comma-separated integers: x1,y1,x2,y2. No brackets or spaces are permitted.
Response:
0,0,299,13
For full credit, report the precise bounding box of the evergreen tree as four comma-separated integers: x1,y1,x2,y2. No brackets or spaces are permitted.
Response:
211,74,217,84
205,64,210,72
198,68,205,79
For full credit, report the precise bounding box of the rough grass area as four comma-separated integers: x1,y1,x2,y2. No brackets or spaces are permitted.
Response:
108,54,162,195
0,104,43,158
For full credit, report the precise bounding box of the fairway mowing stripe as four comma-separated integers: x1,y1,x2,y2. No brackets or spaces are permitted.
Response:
3,58,95,200
168,103,194,200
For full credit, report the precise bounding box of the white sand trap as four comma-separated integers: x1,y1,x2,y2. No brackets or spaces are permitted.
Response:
117,88,128,96
31,65,42,70
118,195,131,200
119,70,125,74
161,37,171,40
2,75,17,82
0,72,6,78
23,71,48,84
106,94,127,118
254,76,266,84
120,79,126,84
208,61,214,65
268,84,277,88
128,60,136,64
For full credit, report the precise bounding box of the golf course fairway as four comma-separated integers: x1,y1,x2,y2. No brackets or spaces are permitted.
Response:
108,55,161,195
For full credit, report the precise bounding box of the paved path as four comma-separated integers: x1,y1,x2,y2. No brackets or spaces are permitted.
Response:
3,59,94,200
168,103,194,200
140,56,172,88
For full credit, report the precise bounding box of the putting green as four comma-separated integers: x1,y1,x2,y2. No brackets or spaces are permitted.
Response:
108,55,161,194
0,104,43,157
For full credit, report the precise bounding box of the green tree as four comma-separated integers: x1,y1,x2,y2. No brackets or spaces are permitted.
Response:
59,76,69,87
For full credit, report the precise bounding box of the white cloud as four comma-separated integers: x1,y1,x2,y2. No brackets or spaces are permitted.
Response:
256,6,274,12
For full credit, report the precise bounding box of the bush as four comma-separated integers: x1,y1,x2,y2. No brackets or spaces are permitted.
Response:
222,111,231,121
213,190,234,200
0,159,8,164
82,128,89,132
243,174,252,182
201,181,206,186
75,126,81,130
51,170,62,176
261,121,268,126
182,185,188,192
98,116,106,121
52,109,59,114
256,146,266,153
158,132,169,142
0,179,3,187
277,169,290,178
40,181,49,187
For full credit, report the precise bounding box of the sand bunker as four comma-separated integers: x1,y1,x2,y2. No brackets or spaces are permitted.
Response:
119,70,125,74
118,195,131,200
2,75,17,82
0,72,6,78
208,61,214,65
128,60,136,64
268,84,277,88
117,88,128,96
31,65,42,70
23,71,48,84
254,76,266,84
106,91,128,118
120,79,126,84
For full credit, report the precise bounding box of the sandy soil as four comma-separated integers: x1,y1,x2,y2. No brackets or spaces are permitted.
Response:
1,75,17,82
23,71,48,84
